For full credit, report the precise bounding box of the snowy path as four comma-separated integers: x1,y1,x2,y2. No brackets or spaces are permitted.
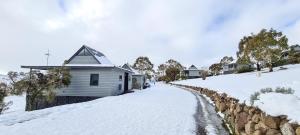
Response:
179,87,229,135
0,84,200,135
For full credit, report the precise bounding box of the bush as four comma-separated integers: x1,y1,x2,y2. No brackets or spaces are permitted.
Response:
274,87,294,94
250,92,260,106
237,66,254,73
260,88,273,94
250,87,295,106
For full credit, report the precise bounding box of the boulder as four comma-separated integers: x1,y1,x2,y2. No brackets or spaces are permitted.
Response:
280,122,295,135
262,115,281,129
253,130,262,135
255,122,268,134
235,112,248,131
252,114,260,123
266,129,281,135
219,102,227,112
245,121,255,134
296,127,300,135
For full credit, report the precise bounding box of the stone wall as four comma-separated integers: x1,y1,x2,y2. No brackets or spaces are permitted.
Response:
173,84,300,135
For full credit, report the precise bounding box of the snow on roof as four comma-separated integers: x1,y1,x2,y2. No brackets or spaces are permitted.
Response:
84,45,113,65
122,63,143,75
65,64,115,67
94,55,113,65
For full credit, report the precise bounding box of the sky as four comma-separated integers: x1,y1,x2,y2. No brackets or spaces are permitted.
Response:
1,0,300,74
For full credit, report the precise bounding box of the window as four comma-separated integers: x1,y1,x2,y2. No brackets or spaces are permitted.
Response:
90,74,99,86
119,75,122,81
118,84,122,90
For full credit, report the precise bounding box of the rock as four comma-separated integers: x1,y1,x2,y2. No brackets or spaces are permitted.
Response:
253,130,262,135
235,112,249,130
266,129,281,135
280,123,295,135
262,115,281,129
245,121,255,134
296,127,300,135
219,102,227,112
252,114,260,123
255,122,268,134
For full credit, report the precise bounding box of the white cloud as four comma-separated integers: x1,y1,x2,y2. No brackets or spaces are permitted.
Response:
0,0,300,72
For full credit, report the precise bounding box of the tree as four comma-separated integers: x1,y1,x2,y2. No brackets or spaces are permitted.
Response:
287,44,300,64
158,59,185,82
157,64,167,76
237,28,289,72
133,56,154,75
220,56,234,66
165,67,180,83
0,83,12,114
10,67,71,111
209,63,222,76
165,59,184,71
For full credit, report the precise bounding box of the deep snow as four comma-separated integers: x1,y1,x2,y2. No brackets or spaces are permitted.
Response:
0,84,197,135
174,64,300,123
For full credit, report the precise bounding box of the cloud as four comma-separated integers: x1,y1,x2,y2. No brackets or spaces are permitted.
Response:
0,0,300,73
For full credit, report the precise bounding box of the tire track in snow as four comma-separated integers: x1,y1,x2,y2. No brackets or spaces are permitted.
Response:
179,87,229,135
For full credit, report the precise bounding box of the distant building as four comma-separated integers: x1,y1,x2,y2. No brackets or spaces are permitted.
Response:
22,45,133,110
184,65,203,79
222,62,255,74
122,63,146,90
282,45,300,60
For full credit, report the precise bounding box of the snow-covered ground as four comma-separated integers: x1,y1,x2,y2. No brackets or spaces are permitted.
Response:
173,64,300,124
0,84,197,135
3,95,26,114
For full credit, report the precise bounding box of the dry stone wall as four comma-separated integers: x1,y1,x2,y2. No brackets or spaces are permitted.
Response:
172,84,300,135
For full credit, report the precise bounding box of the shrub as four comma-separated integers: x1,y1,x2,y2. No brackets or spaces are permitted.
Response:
260,88,273,94
250,92,260,106
237,66,254,73
250,87,295,106
274,87,294,94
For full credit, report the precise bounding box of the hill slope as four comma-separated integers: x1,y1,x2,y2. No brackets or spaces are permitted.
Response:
174,64,300,123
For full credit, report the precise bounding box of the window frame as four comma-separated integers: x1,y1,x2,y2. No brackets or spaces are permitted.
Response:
90,74,99,86
119,75,123,81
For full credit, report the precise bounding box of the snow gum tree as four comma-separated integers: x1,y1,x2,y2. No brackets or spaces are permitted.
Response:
157,59,185,82
220,56,234,66
133,56,154,78
237,28,289,72
209,63,222,76
9,66,71,111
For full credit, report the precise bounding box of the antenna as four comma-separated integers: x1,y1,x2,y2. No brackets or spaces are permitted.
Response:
45,49,50,66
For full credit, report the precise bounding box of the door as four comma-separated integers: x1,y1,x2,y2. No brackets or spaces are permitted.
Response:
124,72,129,93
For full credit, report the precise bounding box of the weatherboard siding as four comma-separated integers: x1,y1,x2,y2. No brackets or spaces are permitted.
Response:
57,68,132,97
188,70,200,77
68,56,99,64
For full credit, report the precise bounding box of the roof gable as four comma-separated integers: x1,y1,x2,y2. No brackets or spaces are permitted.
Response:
122,63,142,75
66,45,113,65
188,65,198,70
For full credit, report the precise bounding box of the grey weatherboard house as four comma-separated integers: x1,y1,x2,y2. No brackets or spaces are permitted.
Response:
122,63,146,90
22,45,133,110
184,65,203,79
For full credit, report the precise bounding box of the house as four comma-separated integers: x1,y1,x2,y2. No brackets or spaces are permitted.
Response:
184,65,203,79
21,45,133,110
222,62,255,74
282,45,300,60
222,62,237,74
122,63,146,90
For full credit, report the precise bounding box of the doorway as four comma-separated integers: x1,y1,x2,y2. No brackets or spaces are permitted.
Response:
124,72,129,93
